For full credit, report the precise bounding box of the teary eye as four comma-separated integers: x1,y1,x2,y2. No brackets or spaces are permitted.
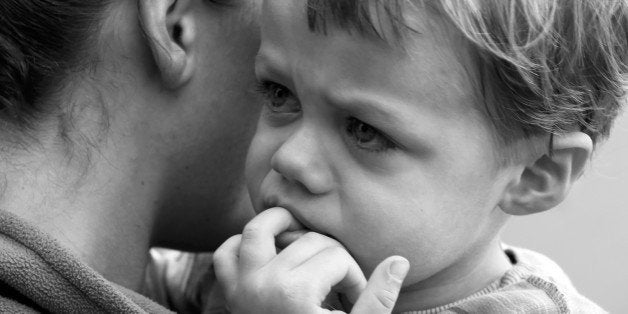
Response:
345,117,396,152
256,81,301,114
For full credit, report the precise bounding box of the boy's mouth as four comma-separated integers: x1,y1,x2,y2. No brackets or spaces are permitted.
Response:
262,196,316,249
261,195,280,211
263,195,354,260
261,195,322,236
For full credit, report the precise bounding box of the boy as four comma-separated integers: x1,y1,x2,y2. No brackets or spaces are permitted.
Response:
214,0,626,312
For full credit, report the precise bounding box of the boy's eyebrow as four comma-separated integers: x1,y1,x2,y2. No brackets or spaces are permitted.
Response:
255,51,288,82
323,90,406,126
254,52,266,68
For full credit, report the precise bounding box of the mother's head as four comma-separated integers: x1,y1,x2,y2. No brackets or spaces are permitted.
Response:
0,0,261,287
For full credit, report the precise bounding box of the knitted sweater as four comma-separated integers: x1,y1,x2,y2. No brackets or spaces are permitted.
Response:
401,246,606,314
0,209,173,313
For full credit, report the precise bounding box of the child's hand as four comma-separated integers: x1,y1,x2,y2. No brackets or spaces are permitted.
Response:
213,207,409,314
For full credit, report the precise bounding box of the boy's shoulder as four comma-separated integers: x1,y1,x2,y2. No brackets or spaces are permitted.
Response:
404,246,606,314
478,246,605,313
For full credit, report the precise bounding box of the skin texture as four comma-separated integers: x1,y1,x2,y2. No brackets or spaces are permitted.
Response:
0,0,260,291
245,0,518,311
213,207,410,314
147,0,262,251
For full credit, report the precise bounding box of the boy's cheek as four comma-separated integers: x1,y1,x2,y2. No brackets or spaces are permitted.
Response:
244,159,266,213
245,136,275,206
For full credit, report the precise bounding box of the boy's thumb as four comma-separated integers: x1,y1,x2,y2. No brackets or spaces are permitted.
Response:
349,256,409,314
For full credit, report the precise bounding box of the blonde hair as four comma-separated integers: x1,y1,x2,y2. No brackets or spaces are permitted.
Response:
307,0,628,144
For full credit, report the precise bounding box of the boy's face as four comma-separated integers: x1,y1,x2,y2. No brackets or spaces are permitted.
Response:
247,0,515,287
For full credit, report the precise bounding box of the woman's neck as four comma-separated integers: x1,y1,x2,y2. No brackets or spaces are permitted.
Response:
0,137,163,291
393,239,512,312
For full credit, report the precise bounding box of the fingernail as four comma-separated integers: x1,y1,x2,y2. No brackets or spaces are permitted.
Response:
388,258,410,281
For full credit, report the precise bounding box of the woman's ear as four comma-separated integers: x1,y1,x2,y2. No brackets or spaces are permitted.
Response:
138,0,196,89
500,132,593,216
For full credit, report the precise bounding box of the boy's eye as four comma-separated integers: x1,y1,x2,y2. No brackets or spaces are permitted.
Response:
345,117,396,152
256,81,301,114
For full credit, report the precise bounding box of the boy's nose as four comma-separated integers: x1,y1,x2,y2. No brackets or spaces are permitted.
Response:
270,126,333,195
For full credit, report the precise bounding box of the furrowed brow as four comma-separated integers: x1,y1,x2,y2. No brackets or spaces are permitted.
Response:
324,90,406,126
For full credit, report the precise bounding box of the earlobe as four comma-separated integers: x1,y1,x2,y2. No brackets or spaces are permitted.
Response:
138,0,196,89
500,132,593,216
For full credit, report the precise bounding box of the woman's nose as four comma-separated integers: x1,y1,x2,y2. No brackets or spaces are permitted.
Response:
270,126,333,195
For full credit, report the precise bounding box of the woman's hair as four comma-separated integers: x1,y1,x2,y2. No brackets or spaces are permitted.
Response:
0,1,110,136
307,0,628,145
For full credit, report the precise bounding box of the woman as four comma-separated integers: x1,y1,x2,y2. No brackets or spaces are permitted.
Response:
0,0,261,312
0,1,406,312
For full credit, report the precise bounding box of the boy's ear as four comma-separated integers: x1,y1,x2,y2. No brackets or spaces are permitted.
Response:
499,132,593,216
138,0,196,89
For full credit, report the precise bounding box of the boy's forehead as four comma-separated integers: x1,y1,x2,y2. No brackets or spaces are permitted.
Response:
262,0,465,56
260,0,478,97
303,0,448,45
262,0,304,30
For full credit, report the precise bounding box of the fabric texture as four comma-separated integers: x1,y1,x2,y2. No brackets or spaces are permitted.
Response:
401,246,606,314
144,248,226,314
0,209,173,313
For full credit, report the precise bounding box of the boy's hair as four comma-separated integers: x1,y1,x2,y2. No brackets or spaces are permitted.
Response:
307,0,628,146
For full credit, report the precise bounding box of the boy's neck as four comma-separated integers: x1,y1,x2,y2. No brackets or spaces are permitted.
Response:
393,239,512,312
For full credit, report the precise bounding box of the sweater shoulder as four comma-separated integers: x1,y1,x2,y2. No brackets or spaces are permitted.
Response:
403,246,607,314
452,246,607,314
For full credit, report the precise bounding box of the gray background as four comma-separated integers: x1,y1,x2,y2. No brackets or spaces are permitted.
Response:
503,110,628,312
